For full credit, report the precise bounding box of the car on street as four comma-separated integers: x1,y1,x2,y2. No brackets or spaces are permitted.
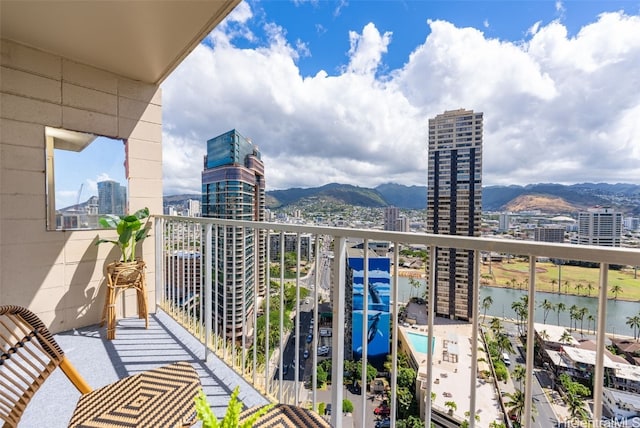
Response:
374,405,390,417
306,334,313,343
375,418,390,428
303,349,309,359
282,364,289,375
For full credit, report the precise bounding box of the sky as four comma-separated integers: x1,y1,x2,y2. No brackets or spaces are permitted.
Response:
55,0,640,207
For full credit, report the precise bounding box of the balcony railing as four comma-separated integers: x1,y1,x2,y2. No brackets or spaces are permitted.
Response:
154,215,640,428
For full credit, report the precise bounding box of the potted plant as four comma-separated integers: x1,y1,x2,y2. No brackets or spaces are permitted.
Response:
96,207,150,265
195,386,273,428
96,207,151,339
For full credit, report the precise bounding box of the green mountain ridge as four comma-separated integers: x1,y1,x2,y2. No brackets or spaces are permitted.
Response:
164,182,640,214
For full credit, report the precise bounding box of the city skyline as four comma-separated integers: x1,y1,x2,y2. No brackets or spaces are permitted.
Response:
161,0,640,195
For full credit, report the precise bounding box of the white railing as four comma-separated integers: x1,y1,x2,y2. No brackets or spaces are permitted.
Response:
154,215,640,428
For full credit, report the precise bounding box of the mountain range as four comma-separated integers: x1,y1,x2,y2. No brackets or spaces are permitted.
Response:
164,182,640,215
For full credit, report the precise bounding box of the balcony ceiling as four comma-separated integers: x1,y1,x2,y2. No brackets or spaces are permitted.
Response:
0,0,240,85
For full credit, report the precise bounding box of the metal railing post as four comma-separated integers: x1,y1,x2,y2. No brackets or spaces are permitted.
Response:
154,217,163,309
331,236,346,428
469,250,480,428
425,244,436,428
205,223,212,361
524,256,536,426
593,263,609,422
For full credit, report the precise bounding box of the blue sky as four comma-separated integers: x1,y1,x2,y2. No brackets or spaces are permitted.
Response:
55,1,640,206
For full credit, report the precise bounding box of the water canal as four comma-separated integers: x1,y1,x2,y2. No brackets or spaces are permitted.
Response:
396,276,640,336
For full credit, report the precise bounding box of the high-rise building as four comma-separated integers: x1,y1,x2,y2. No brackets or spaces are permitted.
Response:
97,180,126,216
384,206,399,231
426,109,483,320
202,129,266,340
187,199,201,217
498,213,510,232
384,206,409,232
578,207,622,247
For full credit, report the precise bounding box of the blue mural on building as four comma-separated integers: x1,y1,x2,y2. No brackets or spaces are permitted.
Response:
349,257,390,360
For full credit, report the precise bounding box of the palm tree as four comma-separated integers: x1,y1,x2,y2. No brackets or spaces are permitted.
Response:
564,280,571,294
610,284,623,300
587,314,595,334
539,299,554,324
577,307,588,336
503,389,525,423
551,278,558,293
512,364,526,390
556,302,566,327
490,317,504,336
482,296,493,321
586,281,594,297
569,305,579,331
566,393,588,422
497,332,515,355
626,315,640,341
574,282,583,295
511,300,524,333
559,330,574,346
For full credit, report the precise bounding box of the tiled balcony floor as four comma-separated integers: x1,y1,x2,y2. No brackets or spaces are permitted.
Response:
21,309,268,427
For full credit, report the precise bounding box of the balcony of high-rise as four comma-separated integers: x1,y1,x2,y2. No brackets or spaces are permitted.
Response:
3,2,640,428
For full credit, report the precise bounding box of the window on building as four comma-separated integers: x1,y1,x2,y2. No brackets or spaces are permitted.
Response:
45,127,127,231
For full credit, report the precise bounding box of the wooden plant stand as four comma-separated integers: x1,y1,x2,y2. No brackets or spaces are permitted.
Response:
101,260,149,340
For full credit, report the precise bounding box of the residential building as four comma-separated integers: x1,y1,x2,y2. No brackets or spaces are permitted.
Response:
201,129,266,340
165,250,201,310
578,207,623,247
603,388,640,420
498,213,510,232
97,179,126,216
426,109,483,320
384,206,399,230
624,217,640,232
534,226,565,243
269,232,313,261
188,199,201,217
384,206,409,232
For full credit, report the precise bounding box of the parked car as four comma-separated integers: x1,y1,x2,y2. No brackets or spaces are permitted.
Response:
317,345,330,356
374,405,390,417
375,418,390,428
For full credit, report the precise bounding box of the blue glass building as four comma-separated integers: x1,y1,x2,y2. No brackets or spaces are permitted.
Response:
202,129,266,340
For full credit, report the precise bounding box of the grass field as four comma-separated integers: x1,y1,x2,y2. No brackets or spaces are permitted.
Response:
480,259,640,301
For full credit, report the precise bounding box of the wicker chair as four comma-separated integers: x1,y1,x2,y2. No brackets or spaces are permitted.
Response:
0,305,200,428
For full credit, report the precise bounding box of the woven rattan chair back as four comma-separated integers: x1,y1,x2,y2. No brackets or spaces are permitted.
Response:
1,306,200,428
0,305,91,428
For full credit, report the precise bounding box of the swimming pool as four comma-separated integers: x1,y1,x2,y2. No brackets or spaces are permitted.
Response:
407,331,436,354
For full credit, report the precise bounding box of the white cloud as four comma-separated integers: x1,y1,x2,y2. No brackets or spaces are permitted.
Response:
346,23,392,75
483,19,490,28
161,10,640,194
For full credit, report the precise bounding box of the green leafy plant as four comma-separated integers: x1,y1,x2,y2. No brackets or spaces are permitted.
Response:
96,207,150,262
195,387,274,428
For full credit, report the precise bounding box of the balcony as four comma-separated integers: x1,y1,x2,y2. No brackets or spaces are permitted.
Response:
5,214,640,427
150,216,640,427
20,309,269,427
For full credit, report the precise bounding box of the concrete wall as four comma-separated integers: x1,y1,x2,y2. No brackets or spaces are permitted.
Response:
0,39,163,333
